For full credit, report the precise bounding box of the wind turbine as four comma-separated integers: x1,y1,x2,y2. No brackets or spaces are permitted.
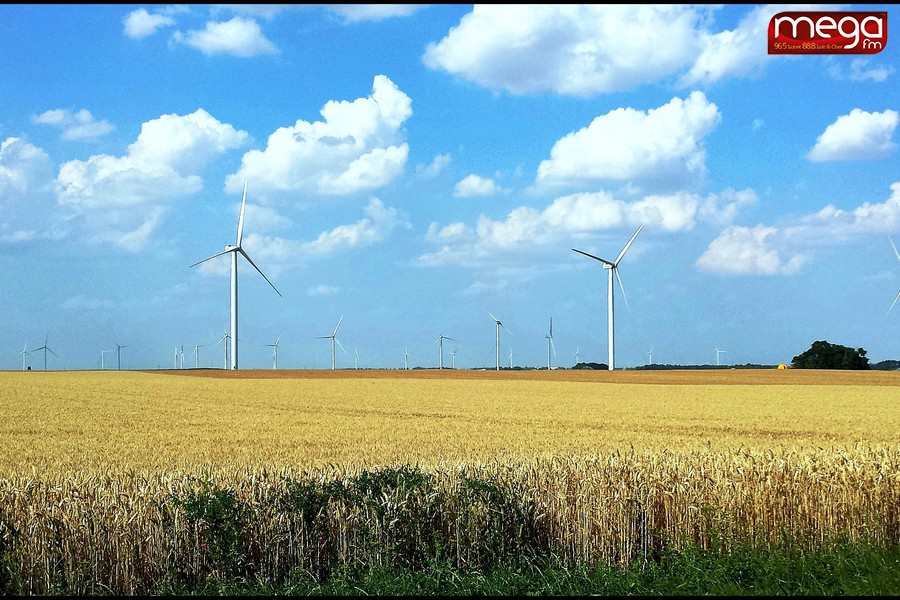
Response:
355,348,359,370
190,181,282,370
100,349,111,370
218,331,230,369
647,347,654,365
434,334,457,369
888,237,900,316
115,343,127,370
266,337,280,370
572,223,644,371
488,313,510,371
194,344,203,369
715,346,727,366
451,349,457,369
317,316,345,370
545,317,556,370
34,335,58,370
180,346,185,370
404,347,409,370
173,347,178,369
574,346,580,367
508,347,514,369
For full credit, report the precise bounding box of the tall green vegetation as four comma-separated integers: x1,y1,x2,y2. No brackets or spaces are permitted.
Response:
792,340,870,369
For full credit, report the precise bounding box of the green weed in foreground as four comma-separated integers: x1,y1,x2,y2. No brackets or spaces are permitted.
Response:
156,542,900,596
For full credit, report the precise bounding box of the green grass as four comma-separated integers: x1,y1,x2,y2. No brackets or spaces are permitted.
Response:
154,541,900,596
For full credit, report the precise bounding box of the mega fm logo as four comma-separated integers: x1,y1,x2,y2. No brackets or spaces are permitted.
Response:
768,11,887,54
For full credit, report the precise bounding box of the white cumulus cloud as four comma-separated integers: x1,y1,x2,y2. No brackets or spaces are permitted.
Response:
807,108,898,162
534,91,721,193
454,174,501,197
227,75,412,200
123,7,176,39
173,17,278,57
696,225,805,275
55,109,248,251
32,108,115,141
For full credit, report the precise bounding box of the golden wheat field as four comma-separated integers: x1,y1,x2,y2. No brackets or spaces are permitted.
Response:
0,368,898,473
0,368,898,594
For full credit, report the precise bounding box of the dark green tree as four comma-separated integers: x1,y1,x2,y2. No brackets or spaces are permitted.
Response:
791,340,870,370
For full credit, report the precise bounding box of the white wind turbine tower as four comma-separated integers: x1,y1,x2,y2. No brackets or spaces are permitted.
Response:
404,347,409,370
574,346,580,367
647,347,654,365
451,349,457,369
20,343,30,371
115,343,127,370
266,337,280,370
887,237,900,316
508,347,513,369
194,344,202,369
179,346,185,370
355,348,359,370
317,316,345,370
488,313,510,371
545,317,556,370
715,346,727,366
173,347,178,369
191,181,282,370
34,335,58,371
100,349,111,370
572,223,644,371
434,334,457,369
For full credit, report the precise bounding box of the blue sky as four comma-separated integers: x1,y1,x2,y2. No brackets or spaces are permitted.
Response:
2,4,899,371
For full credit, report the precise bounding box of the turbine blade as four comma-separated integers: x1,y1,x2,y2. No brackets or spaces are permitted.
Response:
48,347,59,358
333,315,343,336
488,312,498,323
888,290,900,316
238,248,283,297
550,337,557,357
336,337,346,354
549,316,553,337
572,248,614,267
890,236,900,263
614,223,644,266
190,248,233,268
615,268,631,313
236,181,248,246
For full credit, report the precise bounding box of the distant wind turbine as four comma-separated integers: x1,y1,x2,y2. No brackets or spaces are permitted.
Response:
100,349,111,370
888,237,900,316
451,349,457,369
115,343,127,370
34,335,58,370
716,346,727,366
434,334,457,369
317,316,345,370
508,347,513,369
173,347,178,369
20,343,30,371
574,346,580,367
266,337,280,370
218,331,230,369
180,346,185,370
355,348,359,370
194,344,202,369
572,223,644,371
647,347,653,365
404,347,409,370
190,181,282,370
489,313,510,371
545,317,556,370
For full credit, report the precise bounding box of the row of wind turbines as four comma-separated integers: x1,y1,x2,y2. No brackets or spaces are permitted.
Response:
186,182,900,373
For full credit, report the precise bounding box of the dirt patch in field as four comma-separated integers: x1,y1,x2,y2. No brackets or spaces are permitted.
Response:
145,367,900,386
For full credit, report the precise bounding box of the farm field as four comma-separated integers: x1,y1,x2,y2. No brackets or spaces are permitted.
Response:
1,368,898,595
1,367,898,473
